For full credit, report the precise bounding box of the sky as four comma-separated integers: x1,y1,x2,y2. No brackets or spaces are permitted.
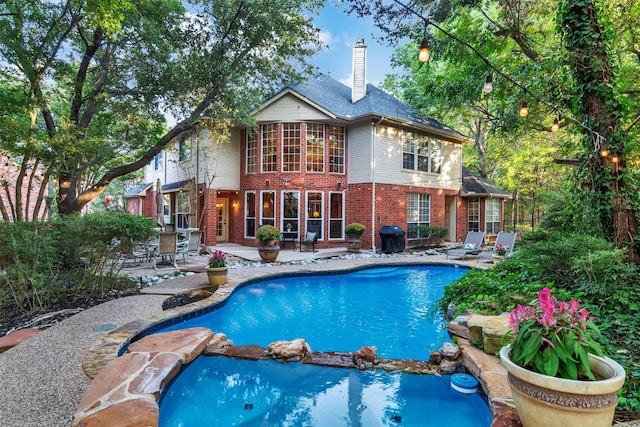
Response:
311,3,400,88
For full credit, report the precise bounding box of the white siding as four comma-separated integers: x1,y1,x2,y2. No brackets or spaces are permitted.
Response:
201,128,240,190
143,129,240,190
254,94,332,122
372,125,462,190
347,123,373,183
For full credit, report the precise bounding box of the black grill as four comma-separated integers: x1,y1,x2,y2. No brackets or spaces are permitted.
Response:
379,225,405,253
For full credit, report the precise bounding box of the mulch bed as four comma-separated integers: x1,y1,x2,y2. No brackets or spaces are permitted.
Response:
0,289,140,336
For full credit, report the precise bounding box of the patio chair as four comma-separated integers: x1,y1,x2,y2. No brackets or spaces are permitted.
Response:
477,231,517,263
153,231,178,270
446,231,485,260
118,237,150,266
177,230,203,263
299,225,320,252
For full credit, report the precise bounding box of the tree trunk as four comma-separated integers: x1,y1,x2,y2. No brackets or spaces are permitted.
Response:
562,0,639,264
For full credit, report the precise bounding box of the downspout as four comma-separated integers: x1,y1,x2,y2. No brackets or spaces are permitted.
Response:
195,133,200,229
371,116,384,253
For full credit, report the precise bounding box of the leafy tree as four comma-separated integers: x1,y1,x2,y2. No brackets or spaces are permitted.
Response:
340,0,640,263
0,0,323,217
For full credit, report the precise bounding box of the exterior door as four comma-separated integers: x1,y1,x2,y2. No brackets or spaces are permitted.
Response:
445,195,457,242
216,198,229,242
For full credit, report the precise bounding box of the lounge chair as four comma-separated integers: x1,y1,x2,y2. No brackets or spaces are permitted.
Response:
446,231,486,260
300,225,320,252
477,231,517,263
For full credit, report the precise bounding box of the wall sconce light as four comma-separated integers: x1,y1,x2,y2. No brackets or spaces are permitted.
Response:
337,182,342,190
232,201,238,208
418,38,430,63
483,74,493,94
265,179,270,188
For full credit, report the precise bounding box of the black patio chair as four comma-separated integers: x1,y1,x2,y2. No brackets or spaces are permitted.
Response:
299,225,320,252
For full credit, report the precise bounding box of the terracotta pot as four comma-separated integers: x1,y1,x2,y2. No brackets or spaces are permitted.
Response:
258,240,280,262
499,345,625,427
345,234,363,253
206,266,228,287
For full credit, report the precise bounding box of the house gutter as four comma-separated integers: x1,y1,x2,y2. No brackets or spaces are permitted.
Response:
371,116,384,253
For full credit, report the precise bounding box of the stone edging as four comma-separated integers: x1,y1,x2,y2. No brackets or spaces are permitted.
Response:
77,259,519,426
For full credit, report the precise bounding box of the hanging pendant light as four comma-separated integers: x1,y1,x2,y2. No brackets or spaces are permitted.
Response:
483,74,493,94
551,116,560,132
418,38,430,63
519,100,529,117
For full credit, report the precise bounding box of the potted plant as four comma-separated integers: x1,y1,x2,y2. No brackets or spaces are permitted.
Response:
500,287,625,427
256,224,281,262
493,243,509,263
285,222,293,232
205,249,228,288
344,222,365,252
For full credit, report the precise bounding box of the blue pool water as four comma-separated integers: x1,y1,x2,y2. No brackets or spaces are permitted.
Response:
158,265,492,426
160,356,492,427
159,265,467,359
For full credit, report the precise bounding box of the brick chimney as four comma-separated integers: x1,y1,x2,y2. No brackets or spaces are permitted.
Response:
351,38,367,103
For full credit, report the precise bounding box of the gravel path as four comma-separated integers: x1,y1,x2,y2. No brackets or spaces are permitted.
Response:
0,294,168,427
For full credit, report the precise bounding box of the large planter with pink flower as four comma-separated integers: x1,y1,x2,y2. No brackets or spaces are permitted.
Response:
206,250,228,288
501,288,625,427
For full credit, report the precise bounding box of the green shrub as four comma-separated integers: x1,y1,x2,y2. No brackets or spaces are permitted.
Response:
512,232,613,289
438,231,640,413
344,222,366,235
0,212,156,312
256,224,281,242
414,225,447,247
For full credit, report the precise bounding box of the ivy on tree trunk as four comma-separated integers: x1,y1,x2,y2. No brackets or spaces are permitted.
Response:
560,0,639,263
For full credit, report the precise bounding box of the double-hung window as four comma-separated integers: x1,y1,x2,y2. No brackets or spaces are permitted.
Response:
246,131,257,174
468,198,480,232
306,124,324,172
328,126,345,174
282,123,301,172
261,124,277,172
407,193,430,239
402,134,442,173
245,192,256,237
485,199,501,234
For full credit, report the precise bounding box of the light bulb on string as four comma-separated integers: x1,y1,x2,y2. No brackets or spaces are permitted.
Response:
483,74,493,94
418,38,430,63
519,100,529,117
551,116,560,132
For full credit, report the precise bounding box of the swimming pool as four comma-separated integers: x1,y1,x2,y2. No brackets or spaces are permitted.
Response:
157,265,491,426
158,265,466,359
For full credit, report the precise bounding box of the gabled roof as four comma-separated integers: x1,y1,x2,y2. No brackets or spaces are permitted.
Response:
125,183,152,198
461,167,511,199
257,73,468,143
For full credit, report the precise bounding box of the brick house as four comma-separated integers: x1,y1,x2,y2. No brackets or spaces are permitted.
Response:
126,39,509,250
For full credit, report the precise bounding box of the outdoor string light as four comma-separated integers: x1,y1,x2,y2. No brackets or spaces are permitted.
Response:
418,38,430,62
519,99,529,117
551,115,560,132
483,74,493,94
394,0,613,153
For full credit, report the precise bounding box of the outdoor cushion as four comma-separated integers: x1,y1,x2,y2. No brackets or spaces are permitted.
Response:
464,243,477,250
305,232,316,241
